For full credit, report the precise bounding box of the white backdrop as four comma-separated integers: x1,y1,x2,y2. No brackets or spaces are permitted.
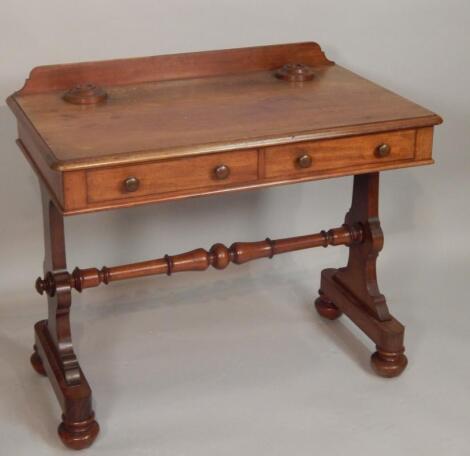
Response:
1,1,469,455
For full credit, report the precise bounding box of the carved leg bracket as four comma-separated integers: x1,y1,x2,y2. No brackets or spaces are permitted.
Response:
30,185,99,449
316,173,407,378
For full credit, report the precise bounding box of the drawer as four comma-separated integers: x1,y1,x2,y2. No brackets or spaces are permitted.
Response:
264,130,416,179
86,149,258,203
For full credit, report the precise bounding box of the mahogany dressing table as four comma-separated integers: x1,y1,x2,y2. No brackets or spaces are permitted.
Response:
7,42,442,449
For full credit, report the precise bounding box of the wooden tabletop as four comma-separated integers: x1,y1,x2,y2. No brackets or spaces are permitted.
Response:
8,42,441,171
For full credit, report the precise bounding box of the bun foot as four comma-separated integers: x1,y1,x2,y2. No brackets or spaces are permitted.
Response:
371,349,408,378
30,345,46,376
315,294,342,320
58,414,100,450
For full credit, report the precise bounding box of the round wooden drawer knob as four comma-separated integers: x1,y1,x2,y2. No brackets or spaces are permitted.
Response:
297,153,313,168
214,164,230,180
376,143,391,158
124,176,140,192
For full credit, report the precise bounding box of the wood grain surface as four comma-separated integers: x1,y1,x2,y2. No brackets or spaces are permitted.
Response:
12,57,441,171
8,42,442,215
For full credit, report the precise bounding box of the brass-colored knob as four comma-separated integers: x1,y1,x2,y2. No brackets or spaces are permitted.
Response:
214,164,230,180
297,153,313,168
376,143,391,158
124,176,140,192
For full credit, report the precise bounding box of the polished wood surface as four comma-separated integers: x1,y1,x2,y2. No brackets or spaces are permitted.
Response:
68,127,426,213
15,125,436,215
7,42,442,449
16,42,332,95
7,42,441,215
11,64,439,171
86,148,259,204
264,129,415,178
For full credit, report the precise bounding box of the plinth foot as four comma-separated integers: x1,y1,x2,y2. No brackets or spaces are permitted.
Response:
371,349,408,378
34,320,99,449
58,414,100,450
315,293,342,320
30,345,46,376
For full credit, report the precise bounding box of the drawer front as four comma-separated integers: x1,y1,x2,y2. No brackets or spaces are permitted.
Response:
264,130,416,179
87,149,258,203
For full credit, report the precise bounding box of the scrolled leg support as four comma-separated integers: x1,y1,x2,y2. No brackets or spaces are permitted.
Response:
32,186,99,449
317,173,408,377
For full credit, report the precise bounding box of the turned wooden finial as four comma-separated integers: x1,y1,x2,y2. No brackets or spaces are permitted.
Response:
35,272,56,296
35,277,45,295
63,83,107,105
275,63,315,82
